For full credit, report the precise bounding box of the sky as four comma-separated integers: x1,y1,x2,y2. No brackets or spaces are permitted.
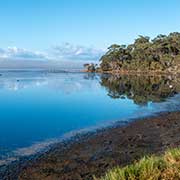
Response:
0,0,180,63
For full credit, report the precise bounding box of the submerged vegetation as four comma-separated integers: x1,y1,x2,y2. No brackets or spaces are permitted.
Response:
97,148,180,180
99,32,180,73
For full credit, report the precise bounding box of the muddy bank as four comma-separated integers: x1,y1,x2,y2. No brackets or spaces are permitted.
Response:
1,111,180,180
95,69,180,76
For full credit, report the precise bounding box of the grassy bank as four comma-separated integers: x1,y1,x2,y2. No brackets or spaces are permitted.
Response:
98,148,180,180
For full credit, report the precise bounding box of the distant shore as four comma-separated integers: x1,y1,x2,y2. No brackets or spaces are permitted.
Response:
1,111,179,180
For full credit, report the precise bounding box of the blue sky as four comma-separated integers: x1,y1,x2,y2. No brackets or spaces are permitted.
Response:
0,0,180,62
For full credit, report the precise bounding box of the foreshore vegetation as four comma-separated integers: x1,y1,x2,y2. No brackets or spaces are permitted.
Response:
98,148,180,180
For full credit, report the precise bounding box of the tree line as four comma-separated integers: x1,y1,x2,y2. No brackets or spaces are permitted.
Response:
99,32,180,72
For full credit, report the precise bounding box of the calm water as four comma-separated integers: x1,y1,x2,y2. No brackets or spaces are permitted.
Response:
0,71,180,164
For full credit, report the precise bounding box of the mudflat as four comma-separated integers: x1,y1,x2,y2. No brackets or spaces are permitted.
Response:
2,111,180,180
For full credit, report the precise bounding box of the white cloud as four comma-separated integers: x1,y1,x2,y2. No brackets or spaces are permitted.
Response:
0,44,105,62
0,47,48,60
48,43,105,61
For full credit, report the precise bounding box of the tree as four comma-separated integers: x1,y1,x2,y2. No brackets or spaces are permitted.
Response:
99,32,180,72
84,63,97,72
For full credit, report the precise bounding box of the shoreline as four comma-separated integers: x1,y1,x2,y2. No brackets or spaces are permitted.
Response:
1,111,180,180
83,69,180,76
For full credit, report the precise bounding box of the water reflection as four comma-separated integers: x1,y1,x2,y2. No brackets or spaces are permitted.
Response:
0,72,179,105
100,74,180,105
0,72,100,92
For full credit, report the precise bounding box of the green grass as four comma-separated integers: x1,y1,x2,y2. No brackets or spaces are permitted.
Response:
96,148,180,180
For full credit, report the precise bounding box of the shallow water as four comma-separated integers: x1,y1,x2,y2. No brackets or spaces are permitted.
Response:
0,71,179,164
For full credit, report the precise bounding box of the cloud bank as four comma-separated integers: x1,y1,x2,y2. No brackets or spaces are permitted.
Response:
0,43,105,62
0,47,48,60
49,43,105,61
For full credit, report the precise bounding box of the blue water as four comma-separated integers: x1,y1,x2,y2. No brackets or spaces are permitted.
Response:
0,71,179,164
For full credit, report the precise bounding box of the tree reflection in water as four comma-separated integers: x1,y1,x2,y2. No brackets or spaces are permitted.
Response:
100,74,180,105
